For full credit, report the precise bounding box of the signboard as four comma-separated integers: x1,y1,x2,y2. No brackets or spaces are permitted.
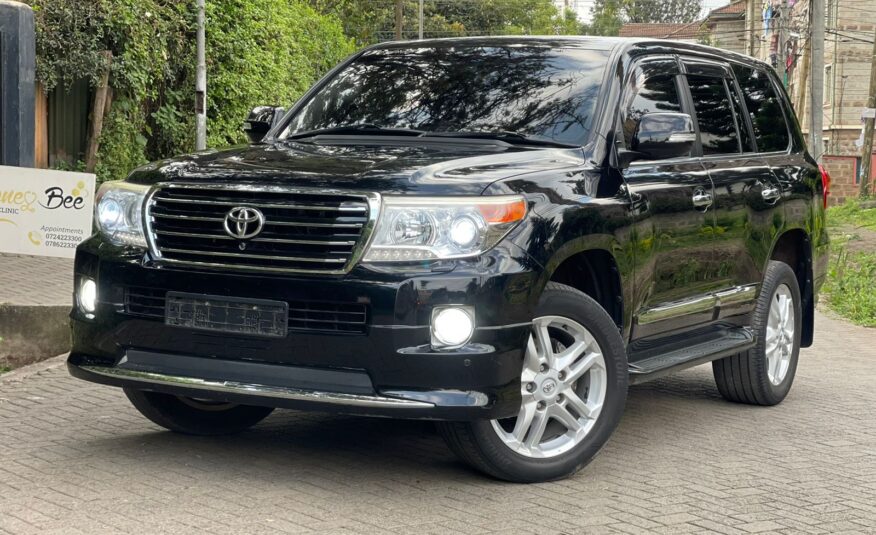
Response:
0,165,95,258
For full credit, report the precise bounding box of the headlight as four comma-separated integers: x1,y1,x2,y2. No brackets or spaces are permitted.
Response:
363,195,526,262
95,181,150,247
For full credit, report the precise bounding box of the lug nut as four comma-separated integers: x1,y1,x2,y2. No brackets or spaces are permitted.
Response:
557,394,565,403
539,363,548,372
526,383,535,392
558,371,566,380
537,401,546,410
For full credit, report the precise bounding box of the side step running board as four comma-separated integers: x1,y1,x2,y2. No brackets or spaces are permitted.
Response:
628,326,756,385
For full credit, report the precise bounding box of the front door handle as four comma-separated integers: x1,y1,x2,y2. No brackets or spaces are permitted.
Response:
761,186,781,202
692,189,713,209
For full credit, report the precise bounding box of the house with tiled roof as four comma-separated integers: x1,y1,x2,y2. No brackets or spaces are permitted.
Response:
701,1,747,55
617,2,747,53
617,21,703,42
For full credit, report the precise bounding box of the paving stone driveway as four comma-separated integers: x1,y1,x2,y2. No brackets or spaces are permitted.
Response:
1,310,874,535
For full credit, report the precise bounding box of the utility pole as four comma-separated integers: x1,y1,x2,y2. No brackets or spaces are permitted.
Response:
395,0,404,40
195,0,207,151
418,0,424,40
810,0,825,161
777,1,787,85
746,0,757,57
858,27,876,197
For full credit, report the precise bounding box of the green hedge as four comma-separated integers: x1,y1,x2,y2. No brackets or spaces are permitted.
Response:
29,0,354,181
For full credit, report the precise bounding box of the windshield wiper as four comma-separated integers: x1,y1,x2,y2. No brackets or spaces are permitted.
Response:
287,124,426,140
422,130,580,148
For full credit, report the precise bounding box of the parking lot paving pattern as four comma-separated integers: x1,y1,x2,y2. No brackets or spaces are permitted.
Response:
1,310,874,534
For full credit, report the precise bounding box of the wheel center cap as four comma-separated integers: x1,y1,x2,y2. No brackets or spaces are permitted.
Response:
541,378,558,396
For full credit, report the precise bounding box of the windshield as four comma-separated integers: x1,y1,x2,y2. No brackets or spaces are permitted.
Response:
279,45,611,146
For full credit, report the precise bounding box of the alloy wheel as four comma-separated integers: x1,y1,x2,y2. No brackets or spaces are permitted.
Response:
491,315,607,459
765,283,795,385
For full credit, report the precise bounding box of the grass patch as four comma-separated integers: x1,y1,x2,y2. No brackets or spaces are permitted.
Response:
0,366,10,375
824,200,876,327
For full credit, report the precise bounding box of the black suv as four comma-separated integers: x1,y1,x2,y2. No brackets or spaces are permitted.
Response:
69,37,829,482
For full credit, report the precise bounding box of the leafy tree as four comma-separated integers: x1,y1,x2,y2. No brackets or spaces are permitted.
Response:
307,0,581,44
584,0,702,35
623,0,702,23
583,0,623,36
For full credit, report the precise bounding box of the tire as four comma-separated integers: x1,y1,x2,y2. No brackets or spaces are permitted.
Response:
124,388,275,435
437,282,628,483
712,260,802,406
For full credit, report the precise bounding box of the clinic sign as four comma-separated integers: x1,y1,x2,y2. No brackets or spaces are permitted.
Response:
0,165,95,259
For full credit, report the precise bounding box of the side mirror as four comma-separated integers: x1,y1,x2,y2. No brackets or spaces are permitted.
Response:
243,106,285,143
620,112,695,166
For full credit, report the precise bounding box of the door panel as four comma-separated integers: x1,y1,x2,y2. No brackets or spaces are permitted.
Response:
702,154,779,318
625,160,718,339
681,59,770,320
619,56,721,340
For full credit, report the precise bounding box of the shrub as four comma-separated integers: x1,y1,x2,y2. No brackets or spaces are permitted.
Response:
28,0,354,181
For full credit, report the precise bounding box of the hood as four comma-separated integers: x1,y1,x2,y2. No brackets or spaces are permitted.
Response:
126,138,587,196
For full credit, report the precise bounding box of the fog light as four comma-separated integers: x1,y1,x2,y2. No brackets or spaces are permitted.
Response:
431,306,475,350
78,278,97,315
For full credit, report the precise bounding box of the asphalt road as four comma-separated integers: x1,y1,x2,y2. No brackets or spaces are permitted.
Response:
0,310,873,534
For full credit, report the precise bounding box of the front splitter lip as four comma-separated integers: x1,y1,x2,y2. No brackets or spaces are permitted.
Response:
67,358,515,420
76,364,435,409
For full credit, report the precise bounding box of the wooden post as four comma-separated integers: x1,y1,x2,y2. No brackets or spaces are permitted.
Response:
84,51,112,173
34,82,48,168
795,39,809,122
858,27,876,197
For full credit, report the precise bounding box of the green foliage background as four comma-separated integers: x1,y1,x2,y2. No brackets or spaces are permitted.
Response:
28,0,354,182
30,0,581,182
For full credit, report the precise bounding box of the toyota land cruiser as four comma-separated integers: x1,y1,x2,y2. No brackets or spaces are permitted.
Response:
69,37,829,483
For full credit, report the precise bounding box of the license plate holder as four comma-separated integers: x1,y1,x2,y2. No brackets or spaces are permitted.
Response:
165,292,288,338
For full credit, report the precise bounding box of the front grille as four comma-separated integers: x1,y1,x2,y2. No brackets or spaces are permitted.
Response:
146,185,374,273
124,287,368,334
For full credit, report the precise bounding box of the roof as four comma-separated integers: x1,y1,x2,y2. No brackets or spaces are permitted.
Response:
618,22,702,40
372,35,622,51
709,1,746,16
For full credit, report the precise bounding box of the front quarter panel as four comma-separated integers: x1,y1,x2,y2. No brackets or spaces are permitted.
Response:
484,167,635,338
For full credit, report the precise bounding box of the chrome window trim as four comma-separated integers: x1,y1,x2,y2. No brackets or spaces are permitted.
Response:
143,182,381,275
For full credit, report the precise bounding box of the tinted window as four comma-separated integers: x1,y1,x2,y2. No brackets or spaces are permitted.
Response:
282,46,611,145
733,66,790,152
686,75,740,155
622,60,683,147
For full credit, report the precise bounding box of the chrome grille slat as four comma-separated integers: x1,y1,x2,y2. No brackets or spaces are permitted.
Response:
146,184,378,274
160,248,348,263
151,195,368,212
154,230,356,246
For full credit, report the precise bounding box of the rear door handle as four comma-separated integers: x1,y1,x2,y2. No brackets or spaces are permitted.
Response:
692,189,713,209
761,186,781,202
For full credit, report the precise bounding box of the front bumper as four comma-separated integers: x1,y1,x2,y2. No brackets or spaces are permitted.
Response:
69,235,539,420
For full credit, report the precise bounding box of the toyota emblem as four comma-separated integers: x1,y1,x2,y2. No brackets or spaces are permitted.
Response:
223,206,265,240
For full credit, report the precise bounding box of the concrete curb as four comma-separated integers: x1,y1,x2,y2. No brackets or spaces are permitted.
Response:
0,304,70,370
0,352,67,383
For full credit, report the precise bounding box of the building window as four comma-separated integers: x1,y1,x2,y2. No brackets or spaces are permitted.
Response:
824,64,834,108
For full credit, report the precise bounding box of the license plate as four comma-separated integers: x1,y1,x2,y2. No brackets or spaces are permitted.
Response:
165,292,288,338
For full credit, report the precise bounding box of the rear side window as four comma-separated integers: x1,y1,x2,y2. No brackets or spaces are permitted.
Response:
733,66,790,152
622,59,683,148
686,75,740,155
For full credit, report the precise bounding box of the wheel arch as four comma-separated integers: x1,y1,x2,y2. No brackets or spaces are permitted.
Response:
535,238,627,337
767,228,814,347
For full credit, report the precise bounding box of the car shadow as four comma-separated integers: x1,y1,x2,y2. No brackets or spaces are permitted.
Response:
79,367,742,484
